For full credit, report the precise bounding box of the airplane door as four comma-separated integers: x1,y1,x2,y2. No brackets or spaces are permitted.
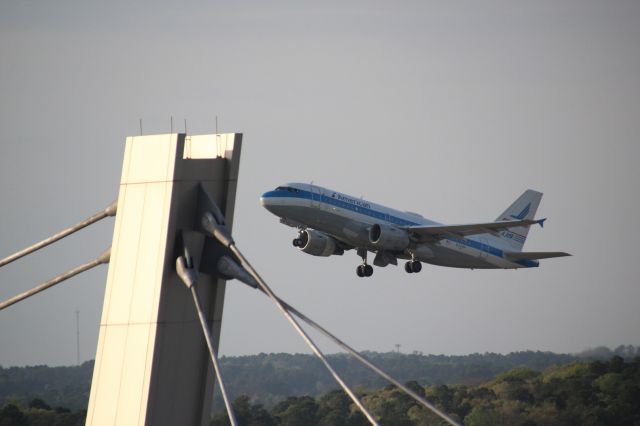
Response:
310,184,320,208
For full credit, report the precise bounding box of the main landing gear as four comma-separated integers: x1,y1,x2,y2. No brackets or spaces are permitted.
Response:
404,261,422,273
356,248,373,278
357,264,373,277
404,253,422,274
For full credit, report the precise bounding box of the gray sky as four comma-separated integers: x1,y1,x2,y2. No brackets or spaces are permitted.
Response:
1,1,639,367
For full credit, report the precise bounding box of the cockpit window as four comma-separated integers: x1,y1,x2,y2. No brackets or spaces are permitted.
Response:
275,186,299,193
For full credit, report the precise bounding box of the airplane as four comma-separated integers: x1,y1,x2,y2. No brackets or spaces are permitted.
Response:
260,183,570,277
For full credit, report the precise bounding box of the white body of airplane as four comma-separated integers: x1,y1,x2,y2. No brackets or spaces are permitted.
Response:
260,183,570,277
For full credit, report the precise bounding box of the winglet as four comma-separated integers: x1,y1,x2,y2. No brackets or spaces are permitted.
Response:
537,218,547,228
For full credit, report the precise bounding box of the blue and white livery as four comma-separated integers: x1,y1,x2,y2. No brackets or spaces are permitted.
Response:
260,183,570,277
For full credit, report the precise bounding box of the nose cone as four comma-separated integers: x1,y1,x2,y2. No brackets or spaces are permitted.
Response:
260,188,292,218
260,190,278,211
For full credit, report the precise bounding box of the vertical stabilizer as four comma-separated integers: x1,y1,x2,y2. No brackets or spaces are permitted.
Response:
493,190,542,251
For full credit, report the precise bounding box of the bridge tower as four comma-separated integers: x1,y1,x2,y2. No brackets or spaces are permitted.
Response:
86,133,242,425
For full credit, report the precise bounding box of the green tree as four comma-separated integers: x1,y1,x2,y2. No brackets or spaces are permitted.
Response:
403,381,425,398
0,403,27,426
464,403,502,426
317,390,350,426
272,396,318,426
28,398,51,410
362,387,412,426
210,355,640,426
211,395,275,426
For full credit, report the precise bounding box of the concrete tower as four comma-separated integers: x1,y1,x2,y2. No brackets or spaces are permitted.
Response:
86,133,242,425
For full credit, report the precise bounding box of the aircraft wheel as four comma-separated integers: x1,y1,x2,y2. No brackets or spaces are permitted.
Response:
364,264,374,277
405,261,413,273
411,261,422,273
292,238,301,247
356,265,365,277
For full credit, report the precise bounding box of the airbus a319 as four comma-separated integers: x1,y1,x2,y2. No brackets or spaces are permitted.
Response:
260,183,570,277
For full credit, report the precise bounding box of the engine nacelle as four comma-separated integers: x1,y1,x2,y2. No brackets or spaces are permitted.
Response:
299,230,343,257
369,223,410,251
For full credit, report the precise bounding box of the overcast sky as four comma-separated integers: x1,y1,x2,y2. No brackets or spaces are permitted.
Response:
1,1,639,367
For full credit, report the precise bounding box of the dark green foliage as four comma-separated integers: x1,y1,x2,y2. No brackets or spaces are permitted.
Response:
0,402,85,426
212,350,578,410
0,350,616,412
211,395,275,426
209,357,640,426
28,398,50,410
0,361,93,411
2,348,639,425
0,404,27,426
272,396,318,425
317,390,350,426
6,356,636,425
459,356,640,425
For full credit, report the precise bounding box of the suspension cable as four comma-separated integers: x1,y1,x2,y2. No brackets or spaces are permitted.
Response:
274,295,461,426
176,256,238,426
202,214,379,426
0,201,117,269
234,277,459,425
0,249,111,312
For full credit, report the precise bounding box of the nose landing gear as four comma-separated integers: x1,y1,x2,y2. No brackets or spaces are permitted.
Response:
356,248,374,278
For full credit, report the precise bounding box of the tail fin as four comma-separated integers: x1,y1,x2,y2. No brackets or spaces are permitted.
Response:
493,189,542,251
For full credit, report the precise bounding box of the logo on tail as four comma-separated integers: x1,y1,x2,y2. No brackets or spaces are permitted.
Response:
510,203,531,220
495,190,542,251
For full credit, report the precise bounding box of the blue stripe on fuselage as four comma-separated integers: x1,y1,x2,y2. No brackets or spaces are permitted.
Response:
261,189,538,268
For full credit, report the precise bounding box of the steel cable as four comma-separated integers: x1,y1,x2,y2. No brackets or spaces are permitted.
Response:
275,296,461,426
0,201,116,269
201,213,379,425
229,245,380,426
0,249,111,311
176,256,238,426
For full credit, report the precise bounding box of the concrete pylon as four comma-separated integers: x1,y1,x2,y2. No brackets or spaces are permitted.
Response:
86,133,242,425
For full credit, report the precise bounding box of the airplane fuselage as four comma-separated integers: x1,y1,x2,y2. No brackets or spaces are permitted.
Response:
261,183,539,270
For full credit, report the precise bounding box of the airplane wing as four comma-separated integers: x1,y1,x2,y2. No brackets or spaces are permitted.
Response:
403,218,544,242
503,251,571,260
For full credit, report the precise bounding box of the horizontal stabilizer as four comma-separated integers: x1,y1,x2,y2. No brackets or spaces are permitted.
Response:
504,251,571,261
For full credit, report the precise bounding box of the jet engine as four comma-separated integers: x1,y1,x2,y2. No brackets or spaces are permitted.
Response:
299,230,343,257
369,223,410,251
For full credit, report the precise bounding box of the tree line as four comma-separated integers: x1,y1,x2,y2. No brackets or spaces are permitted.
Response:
2,354,638,425
212,348,635,410
0,398,85,426
210,355,640,425
2,348,639,411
